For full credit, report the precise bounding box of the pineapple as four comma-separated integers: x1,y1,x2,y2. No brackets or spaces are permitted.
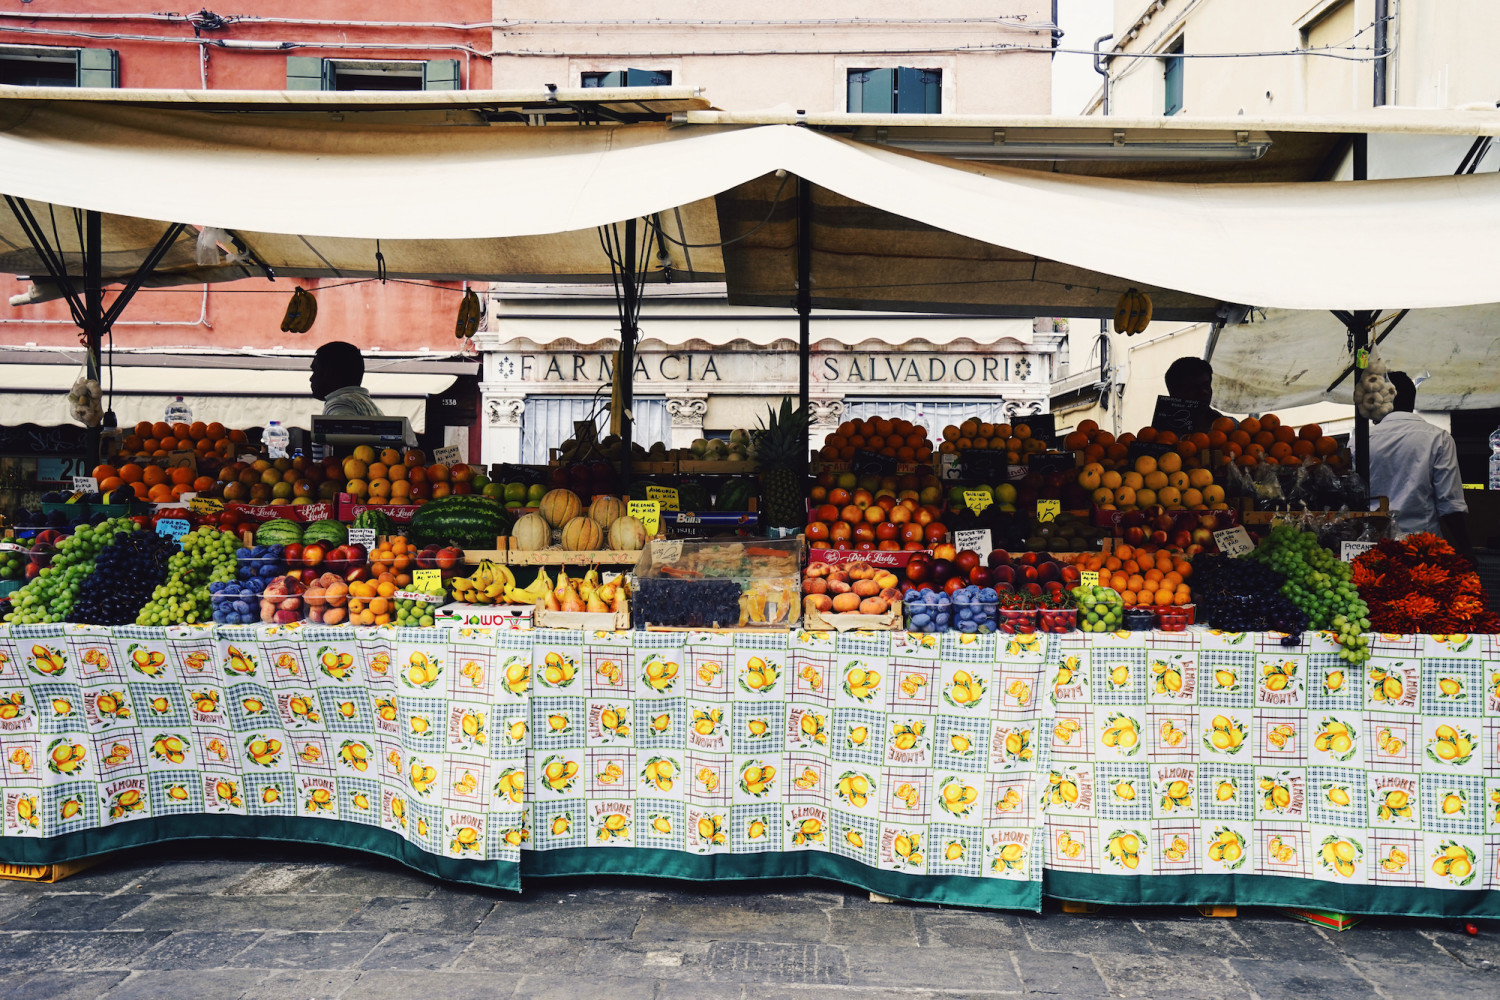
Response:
752,398,810,529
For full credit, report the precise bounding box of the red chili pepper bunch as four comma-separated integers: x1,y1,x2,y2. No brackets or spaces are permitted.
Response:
1352,533,1500,634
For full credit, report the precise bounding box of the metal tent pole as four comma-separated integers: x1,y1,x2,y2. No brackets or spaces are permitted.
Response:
82,210,104,467
618,217,638,490
796,177,812,471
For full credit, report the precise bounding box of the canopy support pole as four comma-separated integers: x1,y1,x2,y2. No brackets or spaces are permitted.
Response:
619,217,638,490
796,176,812,472
82,211,103,467
1348,134,1371,488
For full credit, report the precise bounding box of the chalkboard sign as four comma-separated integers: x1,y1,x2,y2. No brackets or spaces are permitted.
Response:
1027,452,1078,476
956,449,1009,482
1014,413,1055,447
1152,395,1204,437
852,449,898,476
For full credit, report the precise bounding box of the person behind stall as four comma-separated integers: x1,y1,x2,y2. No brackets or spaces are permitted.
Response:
310,341,384,418
1368,370,1472,555
1163,356,1225,432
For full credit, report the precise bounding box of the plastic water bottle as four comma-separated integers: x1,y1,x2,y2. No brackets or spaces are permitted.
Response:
1489,426,1500,489
265,421,289,460
164,396,192,426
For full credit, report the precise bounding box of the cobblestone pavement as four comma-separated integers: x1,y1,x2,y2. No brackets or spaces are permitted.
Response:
0,842,1494,999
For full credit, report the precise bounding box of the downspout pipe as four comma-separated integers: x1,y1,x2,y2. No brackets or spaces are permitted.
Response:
1373,0,1388,108
1093,34,1114,115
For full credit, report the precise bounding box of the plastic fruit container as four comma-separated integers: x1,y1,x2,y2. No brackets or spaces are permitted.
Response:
210,582,263,626
1000,607,1038,634
1038,607,1078,633
1155,605,1191,632
1122,607,1158,631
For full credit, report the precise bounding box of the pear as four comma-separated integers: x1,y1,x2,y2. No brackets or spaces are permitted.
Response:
587,590,610,614
561,584,586,614
543,590,561,612
611,588,629,615
553,569,571,602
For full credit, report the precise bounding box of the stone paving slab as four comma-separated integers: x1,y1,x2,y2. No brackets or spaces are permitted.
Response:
0,844,1495,999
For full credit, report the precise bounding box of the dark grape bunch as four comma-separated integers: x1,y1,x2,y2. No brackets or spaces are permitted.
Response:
70,529,172,625
634,578,744,628
1190,554,1310,644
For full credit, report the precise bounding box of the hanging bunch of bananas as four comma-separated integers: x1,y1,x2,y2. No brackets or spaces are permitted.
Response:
454,288,483,340
280,287,318,333
449,559,519,605
1112,287,1152,335
502,566,554,606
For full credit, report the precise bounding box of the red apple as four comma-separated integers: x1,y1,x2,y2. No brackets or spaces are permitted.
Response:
302,543,325,568
877,540,901,551
932,542,957,562
944,575,967,595
863,505,886,524
853,523,876,544
875,522,899,542
899,523,926,545
815,504,840,523
830,522,853,544
987,549,1012,568
954,550,980,574
828,488,851,506
968,566,992,587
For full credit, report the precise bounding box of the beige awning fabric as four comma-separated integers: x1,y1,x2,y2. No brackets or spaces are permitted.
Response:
1210,306,1500,413
0,363,445,431
5,92,1500,319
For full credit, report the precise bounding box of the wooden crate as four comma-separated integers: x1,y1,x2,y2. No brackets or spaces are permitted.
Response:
1240,495,1389,526
677,460,760,474
0,856,102,883
534,607,630,631
462,538,646,567
804,600,903,632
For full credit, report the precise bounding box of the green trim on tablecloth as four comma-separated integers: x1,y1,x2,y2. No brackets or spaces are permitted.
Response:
0,817,520,892
1043,871,1500,918
522,846,1043,911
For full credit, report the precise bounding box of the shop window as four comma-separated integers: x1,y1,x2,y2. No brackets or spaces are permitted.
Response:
581,69,673,88
286,58,459,91
520,396,669,466
1163,39,1184,115
847,68,941,114
0,46,118,87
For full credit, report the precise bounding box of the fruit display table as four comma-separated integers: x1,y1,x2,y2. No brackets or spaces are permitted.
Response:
1,622,1496,915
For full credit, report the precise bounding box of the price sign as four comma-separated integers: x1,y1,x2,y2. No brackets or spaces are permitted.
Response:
412,568,443,591
1152,395,1205,437
72,476,99,494
155,518,190,543
432,445,464,467
1036,499,1061,523
37,457,87,482
645,485,680,511
628,499,661,537
393,589,442,603
938,453,959,480
1341,540,1377,562
347,528,377,550
962,490,993,515
1080,570,1100,588
1214,526,1256,558
1007,465,1030,482
650,538,682,564
953,529,992,556
0,541,25,552
189,497,224,516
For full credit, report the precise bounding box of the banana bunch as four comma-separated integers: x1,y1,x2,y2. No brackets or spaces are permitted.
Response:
280,287,318,333
1113,287,1152,335
449,559,517,605
502,565,554,605
454,288,483,339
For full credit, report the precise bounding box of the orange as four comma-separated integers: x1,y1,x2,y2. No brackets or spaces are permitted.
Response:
1154,589,1174,606
98,476,125,493
1077,419,1099,434
1315,436,1338,456
1095,431,1116,447
172,484,193,499
1105,443,1129,463
1117,432,1136,446
1114,544,1134,560
1138,426,1158,442
150,422,171,440
229,429,248,444
1122,591,1138,606
1229,430,1251,447
1269,442,1293,460
158,437,180,452
1259,413,1281,430
170,466,194,486
142,439,161,453
942,425,960,441
141,465,167,487
193,476,215,492
1157,452,1182,473
1253,431,1275,448
1210,416,1237,433
1064,431,1090,451
91,464,118,483
148,483,174,502
1134,455,1158,476
1299,422,1323,441
133,421,153,438
1156,431,1179,447
1239,417,1261,435
1291,440,1315,457
1207,430,1228,448
187,421,206,440
130,481,149,500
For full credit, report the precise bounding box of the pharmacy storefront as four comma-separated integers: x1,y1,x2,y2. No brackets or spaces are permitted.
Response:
478,323,1060,465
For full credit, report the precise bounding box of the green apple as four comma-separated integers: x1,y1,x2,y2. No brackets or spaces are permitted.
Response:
505,482,527,503
526,483,547,504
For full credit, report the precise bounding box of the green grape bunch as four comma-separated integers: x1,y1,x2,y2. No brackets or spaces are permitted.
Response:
6,518,136,624
135,525,239,626
1249,524,1371,664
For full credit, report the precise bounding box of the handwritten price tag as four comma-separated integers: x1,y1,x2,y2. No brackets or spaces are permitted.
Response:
962,490,993,515
645,485,680,511
1341,540,1377,562
953,529,992,556
650,537,682,564
72,476,99,494
628,499,661,537
1080,570,1100,588
412,568,443,591
1214,526,1256,558
1036,499,1061,523
393,589,442,603
189,497,224,516
155,518,190,543
347,528,376,550
432,445,463,467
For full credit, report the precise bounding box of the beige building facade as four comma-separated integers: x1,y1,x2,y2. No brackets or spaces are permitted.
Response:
479,4,1064,465
1055,0,1492,439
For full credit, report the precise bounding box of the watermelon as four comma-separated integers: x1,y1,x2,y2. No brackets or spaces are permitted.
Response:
716,478,757,512
255,519,303,546
302,519,348,547
678,482,710,512
408,495,512,548
352,510,396,537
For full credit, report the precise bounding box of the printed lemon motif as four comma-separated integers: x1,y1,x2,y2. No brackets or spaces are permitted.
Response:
848,726,869,747
1157,720,1186,747
1055,831,1084,859
799,712,828,746
1003,633,1041,657
1053,717,1080,743
28,644,66,676
47,740,87,774
1162,836,1190,863
287,696,320,724
650,713,672,734
1266,835,1294,864
843,664,881,702
408,759,438,795
1437,676,1463,698
1323,669,1344,693
1267,723,1295,749
836,771,872,808
495,768,525,804
597,706,629,740
949,733,972,755
1427,724,1475,766
548,713,570,733
1213,668,1238,691
1151,659,1183,695
351,792,371,811
1259,775,1292,812
1205,715,1246,753
1055,655,1081,687
991,841,1027,873
1002,728,1035,762
8,747,33,773
939,778,979,816
691,708,723,736
540,651,576,687
215,780,243,808
698,766,721,792
1375,726,1405,757
799,664,823,691
1107,663,1131,689
449,826,482,854
1380,846,1408,873
791,817,824,847
1324,784,1352,808
1318,835,1360,878
1113,780,1136,802
338,741,371,772
844,828,864,849
1045,771,1080,807
642,757,677,793
15,796,38,828
167,785,189,802
1369,665,1404,703
190,691,219,714
1441,791,1465,816
597,812,629,842
696,814,727,846
298,743,322,764
1432,843,1476,882
404,651,442,689
746,818,767,840
1376,788,1413,822
597,761,624,785
51,697,73,717
108,788,145,820
1261,659,1296,691
890,719,925,751
696,659,723,685
1105,830,1143,869
101,741,131,767
93,691,129,719
1159,779,1192,813
944,670,985,708
1100,713,1140,754
899,672,927,698
739,656,779,693
649,815,671,835
944,841,966,862
793,767,820,790
636,654,681,693
1207,828,1246,868
500,657,530,696
596,659,623,686
317,649,355,679
225,645,255,675
389,797,406,827
739,762,778,797
1312,719,1355,759
1,692,33,720
995,786,1022,813
892,831,922,866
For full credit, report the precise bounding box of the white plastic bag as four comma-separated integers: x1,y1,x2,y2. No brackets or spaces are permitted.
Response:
66,369,102,427
1352,343,1395,423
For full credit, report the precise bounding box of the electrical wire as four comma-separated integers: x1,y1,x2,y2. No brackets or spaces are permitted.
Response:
646,172,792,250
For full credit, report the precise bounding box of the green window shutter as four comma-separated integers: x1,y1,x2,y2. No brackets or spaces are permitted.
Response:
76,48,119,88
896,68,942,114
423,59,460,90
625,68,671,87
286,56,327,91
848,69,895,113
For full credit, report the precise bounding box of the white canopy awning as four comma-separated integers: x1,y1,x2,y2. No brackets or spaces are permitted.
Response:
4,91,1500,319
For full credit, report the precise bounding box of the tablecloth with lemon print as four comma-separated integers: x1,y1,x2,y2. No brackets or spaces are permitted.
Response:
1,622,1497,914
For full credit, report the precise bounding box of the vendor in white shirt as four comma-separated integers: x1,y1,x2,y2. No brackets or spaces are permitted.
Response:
1368,371,1472,555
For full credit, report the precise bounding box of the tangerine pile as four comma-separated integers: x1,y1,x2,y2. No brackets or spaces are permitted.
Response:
1063,415,1343,472
90,462,218,503
937,419,1047,464
117,420,249,462
1073,544,1193,608
818,417,933,464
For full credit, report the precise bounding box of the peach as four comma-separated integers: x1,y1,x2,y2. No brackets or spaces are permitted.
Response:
859,597,889,615
803,578,828,595
826,579,852,596
852,579,881,598
805,594,833,613
831,592,862,613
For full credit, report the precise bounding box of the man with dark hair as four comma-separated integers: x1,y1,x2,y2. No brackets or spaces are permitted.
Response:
1163,356,1225,431
1368,370,1471,554
310,341,384,418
